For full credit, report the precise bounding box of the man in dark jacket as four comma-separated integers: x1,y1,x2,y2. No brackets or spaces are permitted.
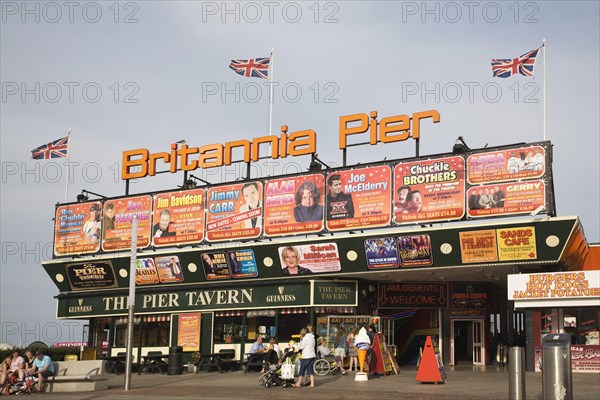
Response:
326,174,355,220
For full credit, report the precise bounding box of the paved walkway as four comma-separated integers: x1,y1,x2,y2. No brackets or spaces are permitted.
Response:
36,366,599,400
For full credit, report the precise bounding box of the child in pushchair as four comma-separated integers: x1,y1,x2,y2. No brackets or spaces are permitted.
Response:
258,346,297,388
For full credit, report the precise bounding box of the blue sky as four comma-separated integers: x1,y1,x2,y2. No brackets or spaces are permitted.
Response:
1,1,598,345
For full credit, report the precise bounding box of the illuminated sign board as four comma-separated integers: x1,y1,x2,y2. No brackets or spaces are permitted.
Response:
378,282,448,308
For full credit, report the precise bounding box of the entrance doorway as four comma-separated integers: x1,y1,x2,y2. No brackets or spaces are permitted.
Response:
451,319,485,366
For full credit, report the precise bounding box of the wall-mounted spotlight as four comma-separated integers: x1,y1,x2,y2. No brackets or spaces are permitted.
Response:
77,189,106,203
181,179,197,190
181,174,211,190
189,175,211,186
308,153,331,172
453,136,470,154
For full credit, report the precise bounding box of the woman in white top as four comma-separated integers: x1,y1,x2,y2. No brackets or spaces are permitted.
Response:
292,325,316,388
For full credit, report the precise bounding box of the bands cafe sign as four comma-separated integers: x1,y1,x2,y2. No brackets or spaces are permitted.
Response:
121,109,441,180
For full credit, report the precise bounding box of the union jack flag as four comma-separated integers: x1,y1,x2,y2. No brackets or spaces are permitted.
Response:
229,57,270,79
491,47,540,78
31,135,70,159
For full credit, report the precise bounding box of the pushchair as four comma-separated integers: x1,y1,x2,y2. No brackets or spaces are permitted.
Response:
0,375,37,395
258,347,297,388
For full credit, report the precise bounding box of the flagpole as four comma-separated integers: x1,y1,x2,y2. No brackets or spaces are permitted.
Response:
542,38,546,141
64,130,71,203
268,48,274,177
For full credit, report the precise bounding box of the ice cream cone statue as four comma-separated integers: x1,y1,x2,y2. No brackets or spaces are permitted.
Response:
354,327,371,381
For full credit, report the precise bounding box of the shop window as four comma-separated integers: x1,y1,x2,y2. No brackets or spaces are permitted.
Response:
92,318,110,357
114,319,140,347
141,321,170,347
113,319,170,347
247,315,276,341
214,316,244,343
541,309,559,334
564,307,599,345
278,313,309,341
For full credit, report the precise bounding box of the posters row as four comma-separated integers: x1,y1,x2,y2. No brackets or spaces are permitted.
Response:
54,145,548,256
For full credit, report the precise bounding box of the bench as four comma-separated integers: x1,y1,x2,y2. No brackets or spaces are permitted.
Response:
45,360,109,392
138,351,168,375
216,349,240,372
195,350,239,373
243,350,277,373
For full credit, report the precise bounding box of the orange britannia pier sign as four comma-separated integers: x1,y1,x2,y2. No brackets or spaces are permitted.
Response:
121,110,440,180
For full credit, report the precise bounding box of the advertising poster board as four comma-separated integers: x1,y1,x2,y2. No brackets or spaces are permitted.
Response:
496,226,537,261
277,243,341,275
65,261,117,290
325,166,392,231
54,202,103,256
398,234,433,267
263,174,324,236
459,230,499,264
152,189,205,247
200,252,231,280
205,182,263,241
178,313,201,352
226,249,259,278
571,345,600,372
394,156,465,224
154,255,184,283
467,145,546,184
372,333,394,375
467,181,545,218
135,258,159,285
416,336,446,383
101,195,152,251
364,238,399,269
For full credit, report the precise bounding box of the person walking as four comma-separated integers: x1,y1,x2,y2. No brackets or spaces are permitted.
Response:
292,325,316,388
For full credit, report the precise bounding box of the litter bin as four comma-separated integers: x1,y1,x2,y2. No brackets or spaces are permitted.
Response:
542,333,572,400
508,346,526,400
167,346,183,375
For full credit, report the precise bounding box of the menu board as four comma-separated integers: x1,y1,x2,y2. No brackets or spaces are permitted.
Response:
178,313,200,352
